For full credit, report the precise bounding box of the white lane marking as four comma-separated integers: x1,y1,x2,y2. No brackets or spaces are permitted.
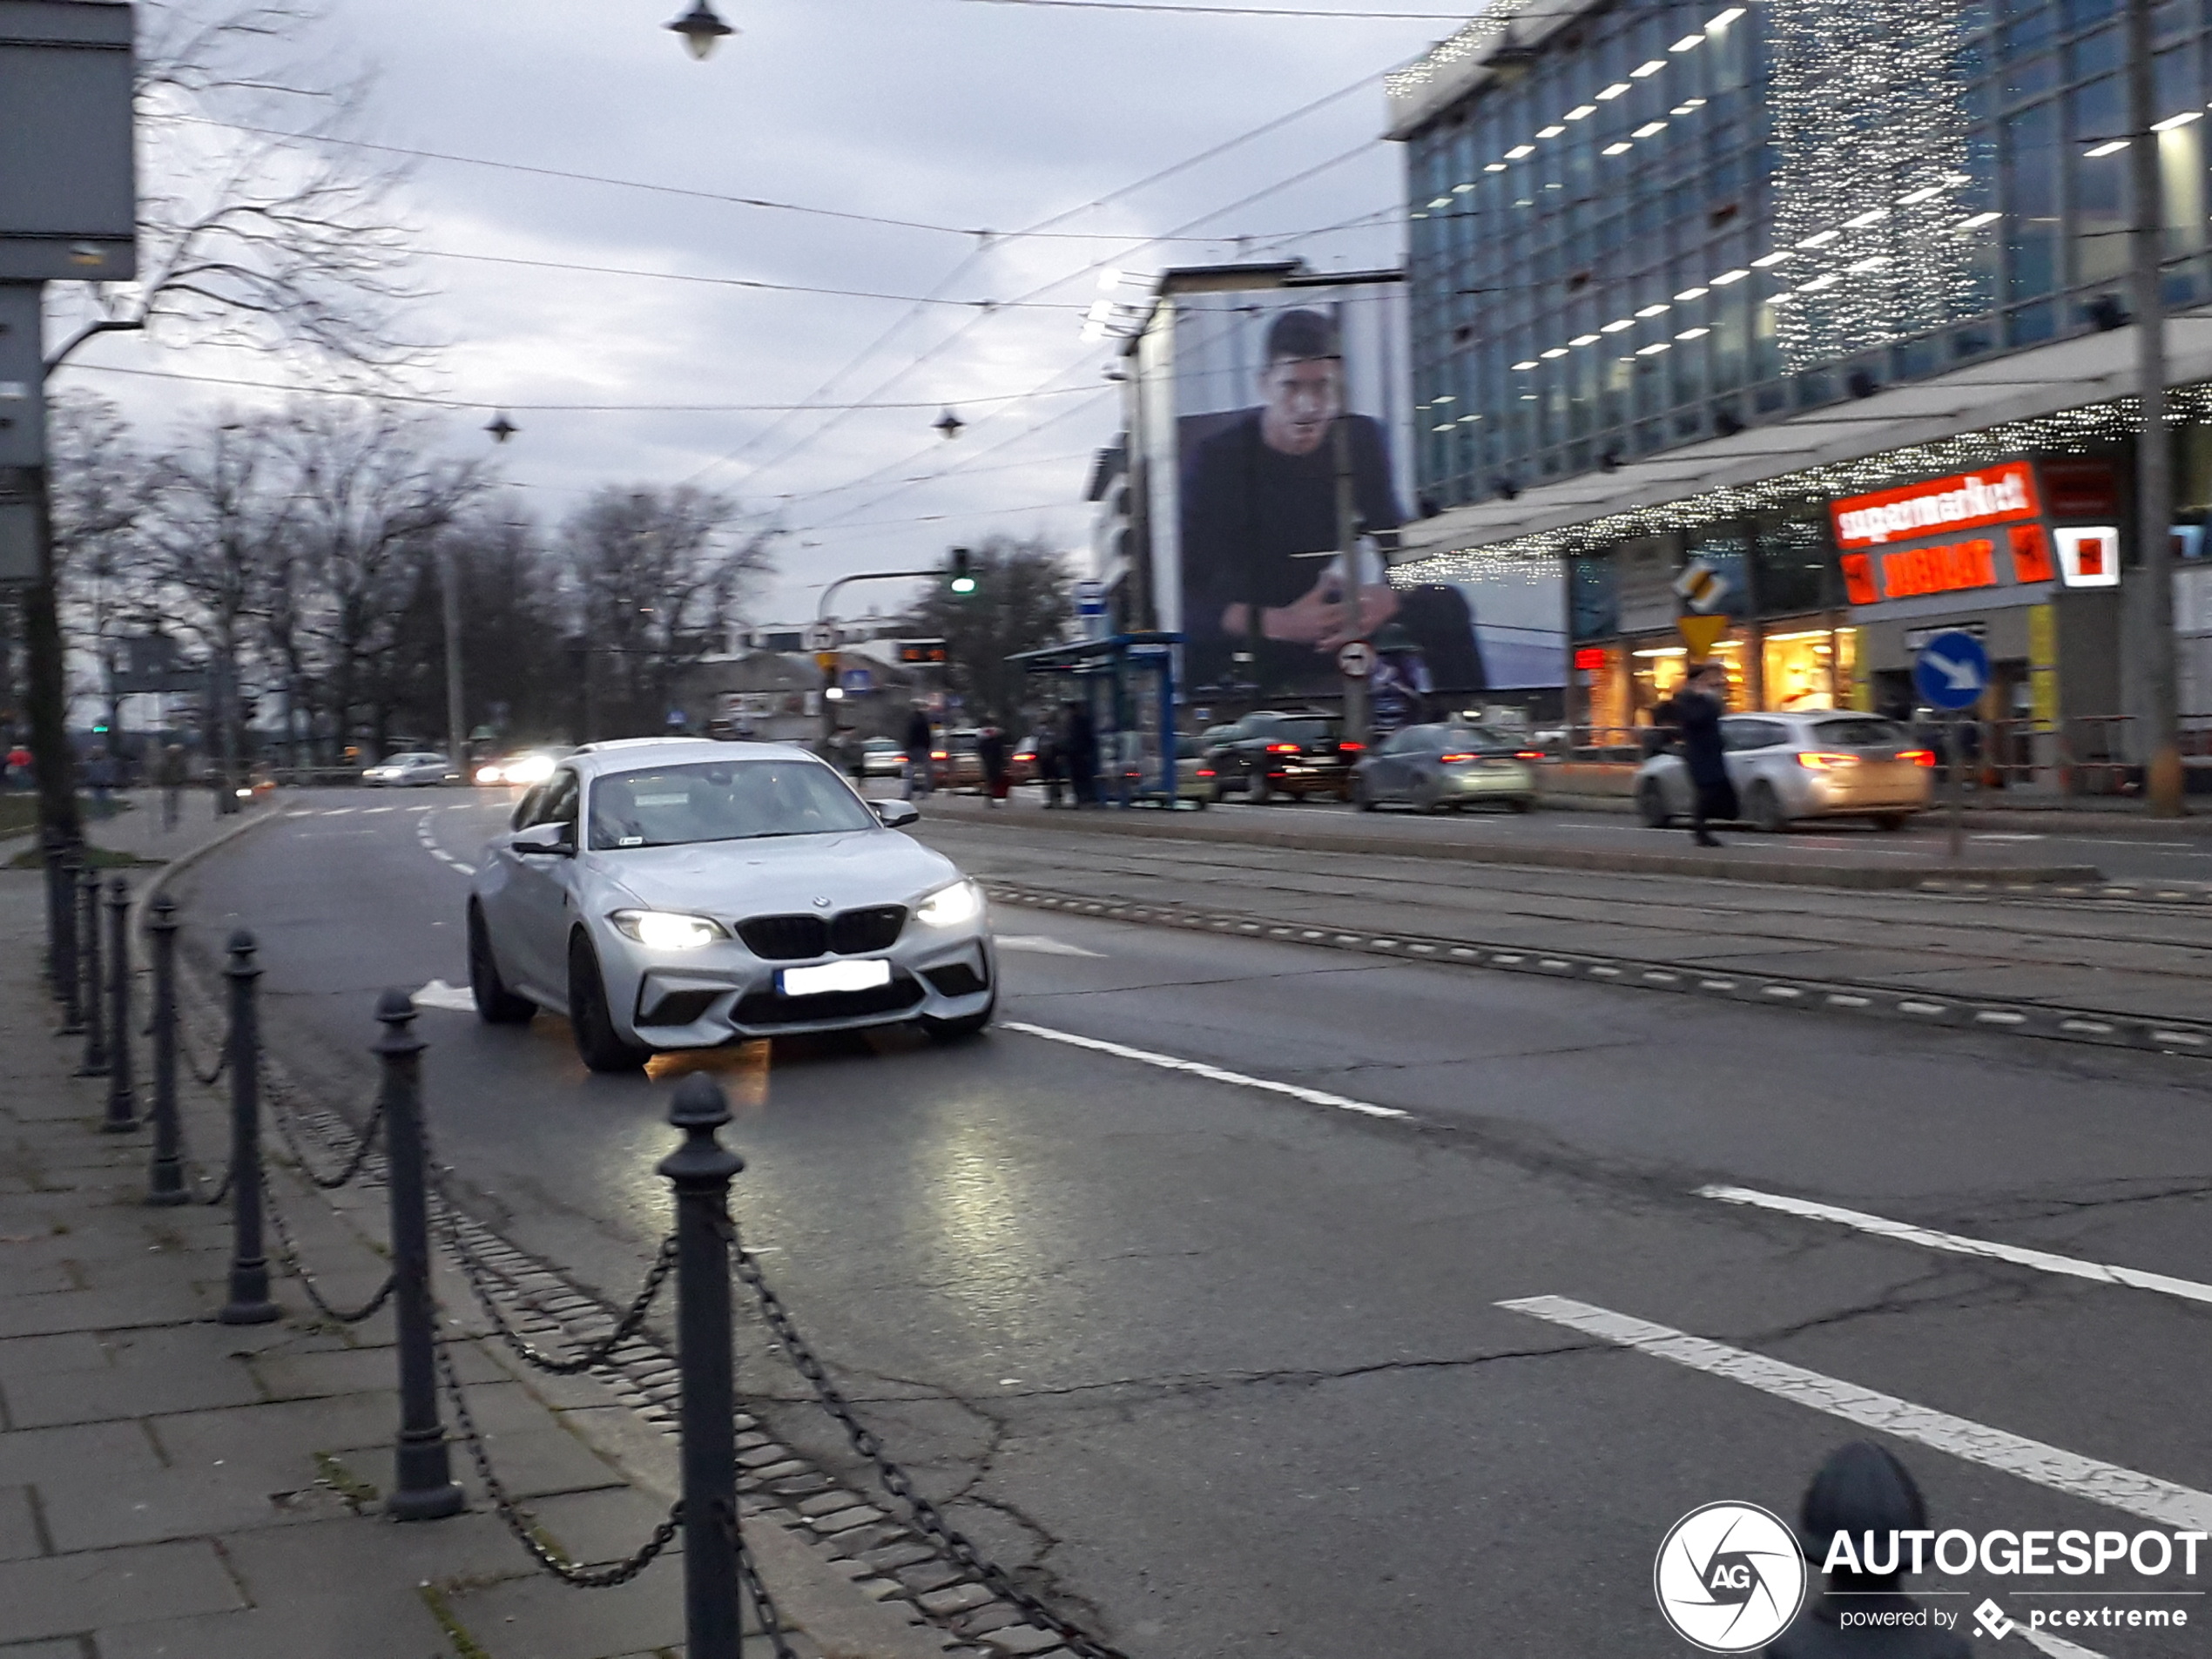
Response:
1973,832,2046,842
412,978,476,1013
321,806,354,816
995,935,1106,958
362,805,393,815
414,811,476,876
1698,1184,2212,1308
285,808,314,818
1003,1021,1412,1120
1500,1295,2212,1531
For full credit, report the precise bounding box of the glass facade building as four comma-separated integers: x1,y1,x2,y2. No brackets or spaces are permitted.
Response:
1393,0,2212,509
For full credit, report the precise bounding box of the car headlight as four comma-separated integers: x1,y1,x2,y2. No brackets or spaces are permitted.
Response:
915,880,982,928
507,754,556,786
610,909,729,950
474,764,503,784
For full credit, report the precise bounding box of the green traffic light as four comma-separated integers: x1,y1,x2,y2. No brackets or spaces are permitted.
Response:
950,576,977,595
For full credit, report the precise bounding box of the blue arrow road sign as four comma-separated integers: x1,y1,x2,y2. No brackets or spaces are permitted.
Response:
1913,629,1989,711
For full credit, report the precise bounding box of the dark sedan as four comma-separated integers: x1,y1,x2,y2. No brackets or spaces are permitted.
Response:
1351,724,1541,813
1200,711,1358,803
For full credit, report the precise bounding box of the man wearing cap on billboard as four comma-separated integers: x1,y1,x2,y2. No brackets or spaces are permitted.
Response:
1180,307,1480,698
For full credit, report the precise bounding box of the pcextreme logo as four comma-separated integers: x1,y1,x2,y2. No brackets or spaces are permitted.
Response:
1655,1501,1808,1652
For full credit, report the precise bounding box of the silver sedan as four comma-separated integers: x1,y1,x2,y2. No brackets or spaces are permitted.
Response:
1352,724,1540,813
468,738,995,1071
362,752,457,787
1633,711,1934,832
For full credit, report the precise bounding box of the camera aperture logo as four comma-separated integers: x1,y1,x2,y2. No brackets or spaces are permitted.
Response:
1655,1501,1808,1652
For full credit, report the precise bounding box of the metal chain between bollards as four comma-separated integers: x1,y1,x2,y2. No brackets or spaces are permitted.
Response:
261,1180,397,1325
439,1217,678,1377
433,1337,685,1587
727,1219,1132,1659
716,1503,800,1659
263,1073,386,1190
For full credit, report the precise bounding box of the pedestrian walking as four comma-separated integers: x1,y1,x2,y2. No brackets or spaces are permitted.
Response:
1657,662,1734,847
84,747,117,820
978,725,1009,806
1064,699,1098,808
156,743,185,832
902,705,934,800
1037,721,1065,809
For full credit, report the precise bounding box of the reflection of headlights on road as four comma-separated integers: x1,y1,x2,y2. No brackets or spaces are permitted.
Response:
505,754,556,786
916,880,982,927
610,909,729,949
474,764,503,785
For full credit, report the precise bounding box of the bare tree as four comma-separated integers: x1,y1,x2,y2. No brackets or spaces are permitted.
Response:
902,536,1077,732
48,1,427,375
562,487,775,739
281,402,483,756
49,393,160,743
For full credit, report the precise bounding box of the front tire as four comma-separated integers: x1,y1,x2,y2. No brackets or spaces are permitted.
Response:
469,904,536,1025
1636,781,1671,828
1249,771,1271,805
1352,777,1377,813
567,933,651,1073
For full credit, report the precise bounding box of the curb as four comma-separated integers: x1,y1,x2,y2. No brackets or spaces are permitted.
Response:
922,801,2102,890
981,879,2212,1061
132,799,282,938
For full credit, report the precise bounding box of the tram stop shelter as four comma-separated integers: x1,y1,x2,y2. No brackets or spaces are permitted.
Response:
1007,631,1187,806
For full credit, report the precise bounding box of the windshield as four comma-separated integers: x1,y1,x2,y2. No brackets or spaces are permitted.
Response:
587,759,877,850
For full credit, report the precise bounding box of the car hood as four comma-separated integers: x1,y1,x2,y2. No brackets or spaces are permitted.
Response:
582,828,963,919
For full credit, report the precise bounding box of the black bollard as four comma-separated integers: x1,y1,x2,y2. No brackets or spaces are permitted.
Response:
658,1074,745,1659
55,850,84,1033
42,832,68,996
103,877,136,1132
76,867,108,1076
217,929,279,1325
145,898,186,1204
380,989,465,1521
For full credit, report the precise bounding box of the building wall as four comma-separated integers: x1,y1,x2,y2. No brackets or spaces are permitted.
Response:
1399,0,2212,509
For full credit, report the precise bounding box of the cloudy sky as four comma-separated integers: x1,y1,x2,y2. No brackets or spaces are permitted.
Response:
61,0,1463,624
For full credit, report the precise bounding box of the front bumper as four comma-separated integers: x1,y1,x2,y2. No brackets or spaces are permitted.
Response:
595,914,995,1048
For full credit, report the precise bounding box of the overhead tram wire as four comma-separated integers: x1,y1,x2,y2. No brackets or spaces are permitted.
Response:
413,247,1082,309
677,67,1388,491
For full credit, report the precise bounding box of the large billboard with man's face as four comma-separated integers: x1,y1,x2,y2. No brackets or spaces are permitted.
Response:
1148,275,1561,710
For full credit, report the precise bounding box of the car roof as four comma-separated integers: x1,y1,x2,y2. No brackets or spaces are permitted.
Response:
562,738,821,779
1724,710,1895,724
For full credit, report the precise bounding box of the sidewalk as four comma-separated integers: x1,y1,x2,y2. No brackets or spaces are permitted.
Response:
0,819,969,1658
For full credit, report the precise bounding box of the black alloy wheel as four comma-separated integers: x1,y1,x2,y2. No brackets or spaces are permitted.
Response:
567,933,651,1074
468,903,536,1026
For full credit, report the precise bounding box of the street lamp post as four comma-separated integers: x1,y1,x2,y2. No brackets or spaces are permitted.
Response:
2127,0,2186,814
813,570,940,754
437,542,466,776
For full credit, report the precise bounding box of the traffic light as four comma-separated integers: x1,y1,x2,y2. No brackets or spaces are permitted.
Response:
948,547,976,596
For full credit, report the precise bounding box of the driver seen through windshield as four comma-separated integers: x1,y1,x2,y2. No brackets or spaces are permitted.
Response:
587,760,878,850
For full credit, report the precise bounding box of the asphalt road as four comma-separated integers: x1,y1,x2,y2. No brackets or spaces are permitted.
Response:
167,788,2212,1656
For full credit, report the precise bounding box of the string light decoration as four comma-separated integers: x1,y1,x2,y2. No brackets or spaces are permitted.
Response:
1384,0,1540,122
1764,0,1976,368
1391,383,2212,586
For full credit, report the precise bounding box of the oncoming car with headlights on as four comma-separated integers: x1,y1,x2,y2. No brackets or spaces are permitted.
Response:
467,739,995,1071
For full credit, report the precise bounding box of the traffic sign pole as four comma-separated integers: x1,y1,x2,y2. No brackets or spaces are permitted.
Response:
1948,716,1964,861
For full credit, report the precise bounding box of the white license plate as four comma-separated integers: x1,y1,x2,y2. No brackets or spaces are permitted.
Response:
779,959,892,997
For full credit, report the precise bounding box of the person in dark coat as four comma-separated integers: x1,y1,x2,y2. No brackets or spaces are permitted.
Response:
977,726,1008,806
1764,1442,1968,1657
1062,700,1098,807
1659,661,1734,846
902,706,934,800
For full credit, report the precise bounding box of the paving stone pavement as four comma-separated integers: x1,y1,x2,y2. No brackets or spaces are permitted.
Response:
0,806,978,1659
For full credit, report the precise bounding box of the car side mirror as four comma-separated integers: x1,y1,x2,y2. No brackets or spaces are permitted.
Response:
873,799,920,829
514,821,575,856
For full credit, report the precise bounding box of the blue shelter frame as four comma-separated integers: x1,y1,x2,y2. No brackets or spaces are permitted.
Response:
1006,631,1184,806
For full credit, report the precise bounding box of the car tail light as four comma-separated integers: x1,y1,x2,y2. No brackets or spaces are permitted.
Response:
1015,751,1034,762
1339,742,1364,752
1515,750,1544,760
1898,748,1936,767
1197,768,1215,778
1265,742,1298,753
931,750,948,760
1796,751,1858,770
1439,752,1476,764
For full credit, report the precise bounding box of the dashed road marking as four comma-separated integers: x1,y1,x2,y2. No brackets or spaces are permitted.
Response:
1696,1184,2212,1309
1500,1294,2212,1532
1003,1021,1412,1121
